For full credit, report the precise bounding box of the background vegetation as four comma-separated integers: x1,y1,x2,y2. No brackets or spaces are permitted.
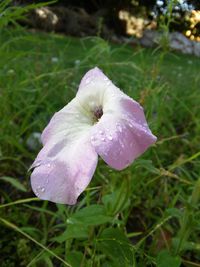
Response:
0,1,200,266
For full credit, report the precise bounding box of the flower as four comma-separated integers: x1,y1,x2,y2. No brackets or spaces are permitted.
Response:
30,67,157,205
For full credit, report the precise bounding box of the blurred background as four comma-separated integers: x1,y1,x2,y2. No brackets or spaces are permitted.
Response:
0,0,200,266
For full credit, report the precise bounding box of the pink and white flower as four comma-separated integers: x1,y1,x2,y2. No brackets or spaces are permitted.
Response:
30,67,157,205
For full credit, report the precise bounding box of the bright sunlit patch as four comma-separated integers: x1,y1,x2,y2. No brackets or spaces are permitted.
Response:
30,67,157,205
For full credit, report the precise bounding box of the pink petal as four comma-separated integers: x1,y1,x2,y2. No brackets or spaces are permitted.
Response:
78,67,109,93
77,67,156,170
31,135,98,204
30,98,98,205
90,98,156,170
30,67,157,204
41,98,91,146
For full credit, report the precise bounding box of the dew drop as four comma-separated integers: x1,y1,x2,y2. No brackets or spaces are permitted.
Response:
47,163,51,168
129,123,133,128
35,186,41,196
108,136,113,141
104,77,108,81
116,123,122,133
85,78,91,84
101,137,105,141
106,81,111,86
91,136,95,141
35,190,40,197
90,101,95,107
99,130,103,134
36,185,45,194
130,142,134,148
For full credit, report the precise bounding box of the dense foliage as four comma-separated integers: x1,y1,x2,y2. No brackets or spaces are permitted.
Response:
15,0,200,37
0,1,200,266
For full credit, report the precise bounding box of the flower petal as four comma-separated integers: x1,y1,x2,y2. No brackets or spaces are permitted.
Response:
31,99,98,205
77,67,156,170
78,67,110,93
90,97,156,170
31,135,98,205
30,67,157,204
41,98,92,146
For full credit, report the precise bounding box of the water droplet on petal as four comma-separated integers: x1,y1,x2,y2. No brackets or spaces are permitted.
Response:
41,187,45,192
130,142,134,148
129,123,133,128
101,137,105,141
106,81,111,86
36,185,41,193
90,101,95,108
99,130,103,134
91,136,95,141
85,78,91,84
104,77,108,81
116,123,122,133
35,190,40,197
108,136,113,141
35,186,41,197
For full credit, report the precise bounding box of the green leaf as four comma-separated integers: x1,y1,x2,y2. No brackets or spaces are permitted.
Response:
67,251,84,267
67,205,112,226
0,176,27,192
156,250,181,267
97,227,135,266
102,179,130,215
166,208,182,219
51,224,89,243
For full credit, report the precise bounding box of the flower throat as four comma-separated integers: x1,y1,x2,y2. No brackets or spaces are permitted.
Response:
93,106,103,123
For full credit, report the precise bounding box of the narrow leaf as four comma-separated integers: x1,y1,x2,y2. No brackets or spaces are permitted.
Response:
0,176,27,192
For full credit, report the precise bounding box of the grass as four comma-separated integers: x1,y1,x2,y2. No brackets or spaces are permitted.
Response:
0,27,200,267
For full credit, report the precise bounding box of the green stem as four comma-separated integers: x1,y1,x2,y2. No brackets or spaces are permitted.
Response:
175,178,200,255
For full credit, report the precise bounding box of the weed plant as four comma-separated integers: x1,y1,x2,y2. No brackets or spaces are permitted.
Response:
0,1,200,267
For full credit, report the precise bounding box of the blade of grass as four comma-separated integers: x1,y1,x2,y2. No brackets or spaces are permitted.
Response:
0,197,40,209
0,217,72,267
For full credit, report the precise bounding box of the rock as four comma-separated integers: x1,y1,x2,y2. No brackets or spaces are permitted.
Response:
193,42,200,57
139,30,160,48
25,7,200,57
169,32,193,54
26,6,111,38
139,30,200,57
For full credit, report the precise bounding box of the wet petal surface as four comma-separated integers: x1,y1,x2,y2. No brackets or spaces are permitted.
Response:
30,67,157,204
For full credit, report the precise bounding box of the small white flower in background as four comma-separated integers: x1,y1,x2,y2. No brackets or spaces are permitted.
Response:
26,132,42,151
51,57,59,63
74,60,81,66
7,69,15,75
